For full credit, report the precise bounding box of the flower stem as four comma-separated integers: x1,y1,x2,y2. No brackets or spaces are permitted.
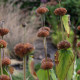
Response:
43,37,47,60
47,70,50,80
23,56,26,80
60,16,64,40
0,48,3,75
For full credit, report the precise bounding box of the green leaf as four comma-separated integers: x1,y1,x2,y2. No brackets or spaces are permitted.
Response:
28,56,38,80
62,15,70,37
37,69,49,80
50,69,57,80
66,62,74,80
56,48,74,80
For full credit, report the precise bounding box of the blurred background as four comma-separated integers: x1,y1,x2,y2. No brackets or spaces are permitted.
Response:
0,0,80,80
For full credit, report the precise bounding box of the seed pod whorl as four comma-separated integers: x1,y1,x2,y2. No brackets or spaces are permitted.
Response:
36,7,49,14
37,27,50,37
57,40,71,50
0,40,7,48
14,43,34,58
54,8,67,16
41,58,53,70
2,57,11,66
0,75,10,80
0,28,9,36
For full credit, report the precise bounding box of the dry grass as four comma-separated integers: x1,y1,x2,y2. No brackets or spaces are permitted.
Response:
0,0,41,58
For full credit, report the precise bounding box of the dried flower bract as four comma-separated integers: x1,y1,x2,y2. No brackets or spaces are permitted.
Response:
41,58,53,70
0,28,9,36
57,40,71,49
0,75,10,80
36,7,49,14
0,40,7,48
2,57,11,66
54,8,67,16
37,27,50,37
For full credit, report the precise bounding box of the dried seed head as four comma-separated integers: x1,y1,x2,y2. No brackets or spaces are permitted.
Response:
77,26,80,30
54,8,67,16
57,40,71,50
0,28,9,36
2,57,11,66
14,43,34,58
77,42,80,47
36,7,49,14
37,27,50,37
0,40,7,48
77,70,80,75
0,75,10,80
41,58,53,70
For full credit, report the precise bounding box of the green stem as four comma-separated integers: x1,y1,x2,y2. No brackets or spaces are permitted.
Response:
0,48,3,75
43,37,47,60
23,56,26,80
60,16,64,40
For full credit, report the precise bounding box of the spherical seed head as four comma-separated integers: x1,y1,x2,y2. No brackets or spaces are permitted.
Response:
77,42,80,47
0,28,9,36
36,7,49,14
24,43,34,54
2,57,11,66
0,40,7,48
14,43,26,58
77,26,80,30
77,70,80,75
57,40,71,50
0,75,10,80
14,43,34,58
37,27,50,37
41,58,53,70
54,8,67,16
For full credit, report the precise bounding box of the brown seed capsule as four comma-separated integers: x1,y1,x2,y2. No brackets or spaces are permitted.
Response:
54,8,67,16
0,40,7,48
36,7,49,14
57,40,71,50
0,28,9,36
0,75,10,80
14,43,34,58
77,42,80,47
41,58,53,70
77,26,80,30
77,70,80,75
37,27,50,37
2,57,11,66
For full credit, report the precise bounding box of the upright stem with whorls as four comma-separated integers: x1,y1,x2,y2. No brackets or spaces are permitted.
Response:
23,56,26,80
0,48,3,75
41,14,50,80
23,27,26,80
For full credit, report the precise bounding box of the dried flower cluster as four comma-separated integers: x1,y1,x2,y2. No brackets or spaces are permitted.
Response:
14,43,34,58
2,57,11,66
36,7,49,14
41,58,53,70
0,28,9,37
9,67,14,74
0,40,7,48
54,8,67,16
57,40,71,49
37,27,50,37
0,75,10,80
